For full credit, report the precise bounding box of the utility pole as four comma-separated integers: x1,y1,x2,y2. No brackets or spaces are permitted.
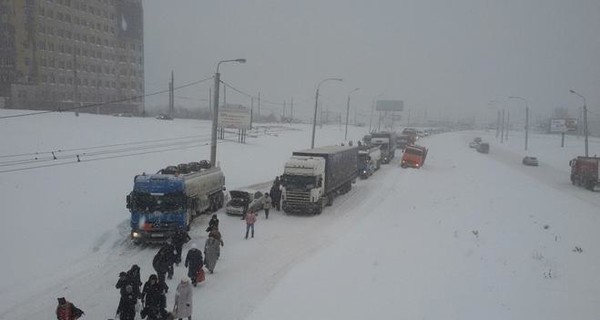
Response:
169,71,174,118
505,111,509,141
496,110,500,138
258,92,261,117
283,100,286,118
501,109,505,143
291,97,294,121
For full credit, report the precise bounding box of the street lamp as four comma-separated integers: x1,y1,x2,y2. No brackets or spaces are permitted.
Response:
311,77,342,148
508,96,529,151
345,88,359,141
570,89,589,157
210,58,246,167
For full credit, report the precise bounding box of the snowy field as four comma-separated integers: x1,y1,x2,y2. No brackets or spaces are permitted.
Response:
1,109,599,320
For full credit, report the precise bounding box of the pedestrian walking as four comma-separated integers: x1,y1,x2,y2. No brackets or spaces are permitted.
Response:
172,278,193,320
204,233,221,274
116,284,138,320
172,229,191,265
206,214,219,232
141,274,168,315
56,297,84,320
153,241,176,282
270,176,282,211
245,210,257,239
263,192,272,219
184,243,204,287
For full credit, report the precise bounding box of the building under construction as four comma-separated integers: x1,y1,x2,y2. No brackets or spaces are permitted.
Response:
0,0,144,115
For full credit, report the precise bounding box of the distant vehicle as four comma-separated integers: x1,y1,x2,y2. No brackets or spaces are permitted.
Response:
358,146,381,179
126,162,225,243
225,190,264,216
473,137,482,144
401,144,428,168
281,145,358,215
396,134,415,150
522,156,539,166
370,131,397,164
476,142,489,153
113,113,134,117
569,156,600,191
469,141,480,148
156,114,174,120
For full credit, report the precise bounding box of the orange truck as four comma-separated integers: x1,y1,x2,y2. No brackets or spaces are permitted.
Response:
569,156,600,191
401,145,428,168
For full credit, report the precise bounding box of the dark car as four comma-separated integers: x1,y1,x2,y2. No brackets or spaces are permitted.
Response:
522,156,539,166
156,114,174,120
225,190,264,216
476,142,489,154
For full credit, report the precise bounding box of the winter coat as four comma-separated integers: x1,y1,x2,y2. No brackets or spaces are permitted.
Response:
141,306,171,320
172,230,191,248
204,237,221,272
142,280,168,309
263,195,272,210
245,211,257,225
56,302,84,320
184,248,204,279
208,229,224,246
208,216,219,230
172,280,193,318
116,291,138,320
153,244,175,273
117,273,141,299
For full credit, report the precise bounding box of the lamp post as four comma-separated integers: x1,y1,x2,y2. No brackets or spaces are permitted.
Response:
210,58,246,167
345,88,359,141
508,96,529,151
570,89,589,157
311,78,342,148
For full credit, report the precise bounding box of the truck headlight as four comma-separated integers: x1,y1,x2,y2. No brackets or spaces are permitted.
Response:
132,232,141,238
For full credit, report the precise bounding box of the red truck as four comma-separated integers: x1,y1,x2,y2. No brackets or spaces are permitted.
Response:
569,156,600,191
401,145,428,168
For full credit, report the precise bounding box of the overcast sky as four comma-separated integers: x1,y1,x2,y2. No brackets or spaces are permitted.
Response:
142,0,600,124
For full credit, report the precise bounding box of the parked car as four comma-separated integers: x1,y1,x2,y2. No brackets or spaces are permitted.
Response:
225,190,264,216
522,156,539,166
476,142,489,154
156,114,174,120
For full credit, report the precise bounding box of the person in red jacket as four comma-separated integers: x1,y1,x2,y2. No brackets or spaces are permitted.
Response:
56,297,84,320
245,210,257,239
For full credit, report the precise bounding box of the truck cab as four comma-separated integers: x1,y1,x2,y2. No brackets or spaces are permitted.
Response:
281,156,326,214
358,147,381,179
401,145,428,168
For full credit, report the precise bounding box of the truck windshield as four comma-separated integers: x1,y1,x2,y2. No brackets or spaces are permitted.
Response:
358,154,369,163
283,175,317,190
405,148,423,156
130,191,185,212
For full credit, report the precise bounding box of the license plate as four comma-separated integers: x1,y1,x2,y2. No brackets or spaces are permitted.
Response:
151,233,164,238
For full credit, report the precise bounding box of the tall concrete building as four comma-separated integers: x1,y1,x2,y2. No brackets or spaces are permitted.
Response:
0,0,144,115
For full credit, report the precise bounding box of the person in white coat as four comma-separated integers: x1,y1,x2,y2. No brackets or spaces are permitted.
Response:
172,277,193,320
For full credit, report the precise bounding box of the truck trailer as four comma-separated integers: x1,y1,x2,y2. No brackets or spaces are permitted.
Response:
569,156,600,191
281,146,358,215
126,162,226,243
370,131,397,164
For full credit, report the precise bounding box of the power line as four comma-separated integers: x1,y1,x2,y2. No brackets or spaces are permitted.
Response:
0,76,214,120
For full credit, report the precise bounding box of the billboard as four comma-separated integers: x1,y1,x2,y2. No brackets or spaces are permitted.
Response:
550,119,578,133
218,104,251,129
376,100,404,112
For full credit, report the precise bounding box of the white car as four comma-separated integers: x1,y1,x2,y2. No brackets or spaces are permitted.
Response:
225,190,264,215
469,141,479,148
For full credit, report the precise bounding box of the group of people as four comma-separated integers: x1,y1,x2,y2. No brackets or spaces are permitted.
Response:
56,177,283,319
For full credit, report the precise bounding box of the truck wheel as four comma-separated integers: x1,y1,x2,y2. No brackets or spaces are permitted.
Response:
326,194,334,206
